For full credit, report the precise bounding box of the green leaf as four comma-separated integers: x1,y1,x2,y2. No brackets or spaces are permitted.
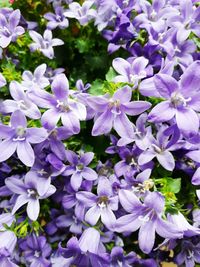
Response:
89,79,104,95
165,178,181,194
105,67,116,82
0,0,11,7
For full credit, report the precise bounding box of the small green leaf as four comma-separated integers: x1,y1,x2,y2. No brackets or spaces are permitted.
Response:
105,67,116,82
165,178,181,194
89,79,104,95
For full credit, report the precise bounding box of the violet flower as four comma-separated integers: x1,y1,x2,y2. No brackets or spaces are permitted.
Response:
148,61,200,138
64,1,97,26
76,177,118,229
63,150,98,191
116,190,183,254
29,29,64,59
168,0,200,43
175,240,200,267
117,112,152,149
44,6,69,30
1,81,41,119
19,234,52,266
59,228,109,266
87,86,151,138
110,246,136,267
21,63,50,91
5,172,56,221
29,74,86,133
138,125,177,171
0,110,48,166
0,9,24,48
112,57,151,87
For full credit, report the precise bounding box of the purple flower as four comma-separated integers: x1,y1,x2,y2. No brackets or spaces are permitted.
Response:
117,113,152,149
64,1,97,26
29,29,64,59
29,74,86,133
112,57,151,87
21,63,50,91
76,177,118,229
138,125,177,171
168,0,200,43
0,9,24,48
0,110,48,166
148,61,200,138
59,228,109,266
1,81,41,119
175,240,200,267
44,6,69,30
87,86,151,138
116,190,182,253
110,246,136,267
5,171,56,221
19,234,51,267
63,150,98,191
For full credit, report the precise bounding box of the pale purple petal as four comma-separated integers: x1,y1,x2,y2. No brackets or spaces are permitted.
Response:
156,151,175,171
138,220,156,254
113,113,134,138
82,167,98,181
154,74,179,98
51,74,69,99
71,172,83,191
16,141,35,167
119,189,142,213
0,139,17,163
26,127,48,144
176,108,199,137
27,199,40,221
92,110,113,136
85,205,101,225
12,195,29,215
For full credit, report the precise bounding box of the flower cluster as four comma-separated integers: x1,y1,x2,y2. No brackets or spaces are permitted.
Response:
0,0,200,266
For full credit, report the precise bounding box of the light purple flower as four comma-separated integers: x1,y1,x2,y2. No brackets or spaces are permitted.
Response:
19,234,52,266
63,150,98,191
138,125,177,171
5,172,56,221
44,6,69,30
0,110,48,166
87,86,151,138
64,1,97,26
175,240,200,267
168,0,200,43
1,81,41,119
21,63,50,91
116,190,183,253
76,177,118,229
29,74,86,133
0,9,24,48
148,61,200,138
29,29,64,59
112,57,150,87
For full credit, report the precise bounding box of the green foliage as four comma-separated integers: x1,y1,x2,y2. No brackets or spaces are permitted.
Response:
1,60,21,82
0,0,11,8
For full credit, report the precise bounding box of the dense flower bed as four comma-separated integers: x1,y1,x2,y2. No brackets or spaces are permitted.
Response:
0,0,200,266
